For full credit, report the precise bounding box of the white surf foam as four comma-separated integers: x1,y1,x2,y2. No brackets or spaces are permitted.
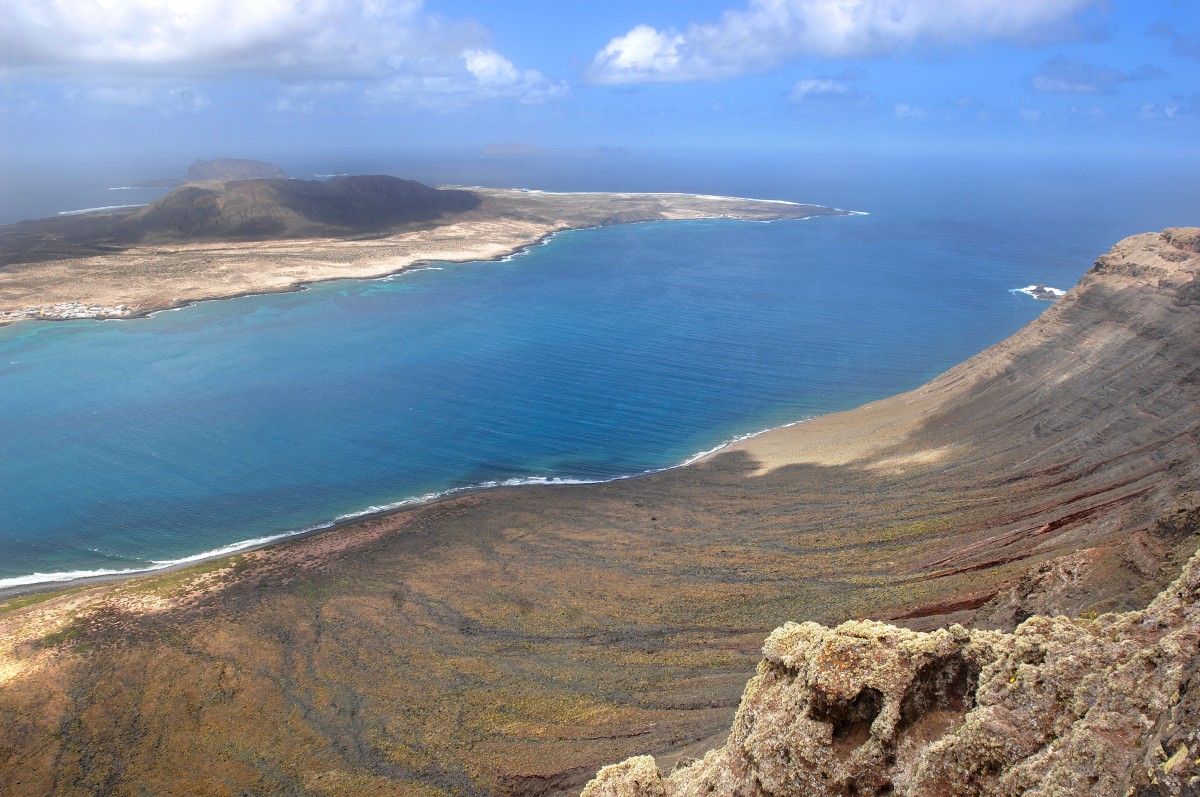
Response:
0,566,161,589
1011,285,1066,299
58,203,147,216
0,417,816,592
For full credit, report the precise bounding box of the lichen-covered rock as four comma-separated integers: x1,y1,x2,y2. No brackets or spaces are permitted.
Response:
582,549,1200,797
582,756,667,797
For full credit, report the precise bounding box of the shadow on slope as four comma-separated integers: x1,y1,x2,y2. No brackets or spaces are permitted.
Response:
0,176,481,265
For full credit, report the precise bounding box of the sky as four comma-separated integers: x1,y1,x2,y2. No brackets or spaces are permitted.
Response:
0,0,1198,175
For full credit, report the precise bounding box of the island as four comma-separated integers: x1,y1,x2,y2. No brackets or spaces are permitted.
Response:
133,157,290,187
0,175,844,323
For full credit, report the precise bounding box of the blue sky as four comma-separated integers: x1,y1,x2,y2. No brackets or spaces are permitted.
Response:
0,0,1197,173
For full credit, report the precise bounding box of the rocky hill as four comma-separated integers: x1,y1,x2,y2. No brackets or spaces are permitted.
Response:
0,176,481,259
583,228,1200,797
110,175,481,242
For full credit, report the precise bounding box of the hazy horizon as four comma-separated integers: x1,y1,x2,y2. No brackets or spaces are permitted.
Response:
1,0,1197,183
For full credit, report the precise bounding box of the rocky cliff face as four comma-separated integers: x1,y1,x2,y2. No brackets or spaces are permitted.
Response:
582,229,1200,797
583,551,1200,797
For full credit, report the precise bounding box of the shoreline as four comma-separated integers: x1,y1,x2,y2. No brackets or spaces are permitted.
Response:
0,417,809,602
3,226,570,325
0,188,854,324
0,209,855,326
0,188,854,599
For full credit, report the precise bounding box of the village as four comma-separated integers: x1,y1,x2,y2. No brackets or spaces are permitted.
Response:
0,301,133,323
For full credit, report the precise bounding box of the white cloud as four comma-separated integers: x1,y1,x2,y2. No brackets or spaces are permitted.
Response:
588,0,1104,84
364,49,567,109
0,0,564,108
465,50,521,86
790,79,851,99
1,0,449,77
463,49,568,103
593,25,687,76
787,75,872,109
1137,103,1178,120
893,103,928,121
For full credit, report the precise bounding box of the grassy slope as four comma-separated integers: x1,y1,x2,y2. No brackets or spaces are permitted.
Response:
0,230,1197,797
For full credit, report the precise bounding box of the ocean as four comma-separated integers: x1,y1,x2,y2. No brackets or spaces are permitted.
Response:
1,149,1197,587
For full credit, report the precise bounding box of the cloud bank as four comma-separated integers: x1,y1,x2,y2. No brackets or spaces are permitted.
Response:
588,0,1105,84
0,0,565,107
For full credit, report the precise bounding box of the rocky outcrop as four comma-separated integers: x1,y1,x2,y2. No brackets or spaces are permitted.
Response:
584,546,1200,797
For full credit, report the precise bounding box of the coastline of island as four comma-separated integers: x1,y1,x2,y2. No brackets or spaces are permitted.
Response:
0,187,853,324
0,185,852,596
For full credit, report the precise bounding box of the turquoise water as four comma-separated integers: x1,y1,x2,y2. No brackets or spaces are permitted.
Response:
1,151,1196,586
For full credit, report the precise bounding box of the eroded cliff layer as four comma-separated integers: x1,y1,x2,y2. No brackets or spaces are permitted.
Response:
583,229,1200,796
583,550,1200,797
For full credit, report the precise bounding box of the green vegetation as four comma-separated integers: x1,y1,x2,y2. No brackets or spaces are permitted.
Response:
0,586,85,616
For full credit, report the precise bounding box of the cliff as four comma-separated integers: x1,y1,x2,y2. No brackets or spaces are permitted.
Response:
583,229,1200,797
0,229,1197,797
584,547,1200,797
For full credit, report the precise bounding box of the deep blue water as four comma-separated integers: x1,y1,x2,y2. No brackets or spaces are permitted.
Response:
1,150,1197,586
